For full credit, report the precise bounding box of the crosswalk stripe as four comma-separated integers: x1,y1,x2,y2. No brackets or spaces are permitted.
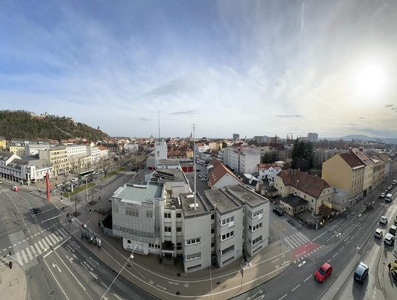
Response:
54,230,63,239
21,249,28,263
51,233,60,243
285,236,299,248
289,235,302,247
59,228,68,238
30,245,38,257
39,240,47,250
296,232,310,243
16,252,23,265
34,243,42,255
25,247,34,261
44,237,53,246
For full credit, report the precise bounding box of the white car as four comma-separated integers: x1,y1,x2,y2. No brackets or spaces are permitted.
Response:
379,216,388,225
374,228,383,239
0,180,2,184
380,193,385,198
201,178,207,182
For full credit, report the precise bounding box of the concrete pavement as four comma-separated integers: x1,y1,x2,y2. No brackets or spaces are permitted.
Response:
0,255,27,300
378,245,397,300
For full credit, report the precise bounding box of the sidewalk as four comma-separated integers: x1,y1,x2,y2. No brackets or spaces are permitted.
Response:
68,207,291,299
378,245,397,300
0,256,27,300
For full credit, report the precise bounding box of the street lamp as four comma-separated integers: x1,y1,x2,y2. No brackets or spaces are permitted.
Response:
100,254,134,300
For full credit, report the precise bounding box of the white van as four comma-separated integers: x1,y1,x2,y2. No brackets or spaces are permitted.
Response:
385,193,393,202
384,233,395,246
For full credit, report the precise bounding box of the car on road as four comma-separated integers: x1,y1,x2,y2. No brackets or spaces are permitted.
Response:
273,207,284,216
389,225,397,236
32,208,41,214
374,228,383,239
379,216,388,225
384,233,395,246
314,263,333,282
11,186,19,191
200,178,207,182
354,262,369,283
0,180,2,184
380,192,385,198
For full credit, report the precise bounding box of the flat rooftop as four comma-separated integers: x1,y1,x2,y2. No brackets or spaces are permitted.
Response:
152,169,187,182
204,188,241,214
114,183,163,204
226,185,268,207
180,193,211,218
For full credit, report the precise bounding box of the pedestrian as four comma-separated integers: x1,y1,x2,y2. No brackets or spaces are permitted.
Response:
388,263,392,272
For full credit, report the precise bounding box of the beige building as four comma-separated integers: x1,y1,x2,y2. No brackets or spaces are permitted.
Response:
275,169,333,215
39,146,70,176
350,148,374,196
10,145,25,157
322,152,365,204
371,157,384,189
0,137,6,150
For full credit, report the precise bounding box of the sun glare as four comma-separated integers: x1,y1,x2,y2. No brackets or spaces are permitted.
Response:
354,65,385,96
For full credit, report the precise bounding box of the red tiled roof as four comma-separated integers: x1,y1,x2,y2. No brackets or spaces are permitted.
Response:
350,148,374,165
208,159,240,187
277,169,330,198
339,152,366,168
258,163,281,170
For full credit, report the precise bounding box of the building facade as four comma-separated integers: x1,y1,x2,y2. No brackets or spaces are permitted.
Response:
39,147,70,176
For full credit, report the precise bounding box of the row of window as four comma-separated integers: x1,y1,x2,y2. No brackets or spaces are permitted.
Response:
186,238,201,246
164,213,182,218
221,245,234,256
126,207,139,217
220,216,234,226
249,235,263,246
186,252,201,261
248,223,262,232
249,210,263,218
220,231,234,241
113,225,154,238
164,227,182,232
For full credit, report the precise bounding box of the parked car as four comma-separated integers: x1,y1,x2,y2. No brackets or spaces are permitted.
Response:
380,192,385,198
384,233,395,246
273,207,284,216
314,263,333,282
389,225,397,236
354,262,369,283
32,208,41,214
379,216,388,225
0,180,2,184
11,186,19,191
374,228,383,239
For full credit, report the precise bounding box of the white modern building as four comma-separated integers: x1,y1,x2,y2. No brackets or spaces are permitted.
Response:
111,167,270,273
257,163,282,181
88,146,101,164
25,144,51,156
308,133,319,143
225,147,261,175
66,145,88,160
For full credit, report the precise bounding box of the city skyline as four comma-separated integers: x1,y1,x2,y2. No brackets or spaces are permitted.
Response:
1,0,397,139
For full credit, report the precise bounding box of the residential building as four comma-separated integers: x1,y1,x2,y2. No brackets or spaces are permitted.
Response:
257,163,282,181
207,159,241,189
87,146,101,165
253,136,269,144
275,169,334,215
331,187,350,212
0,137,6,150
308,133,319,143
66,145,88,160
322,152,365,204
25,144,51,156
350,148,374,196
195,142,210,153
98,145,109,159
241,174,261,192
233,134,240,140
38,146,70,176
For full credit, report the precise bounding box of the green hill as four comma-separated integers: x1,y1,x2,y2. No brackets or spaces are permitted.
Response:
0,110,110,141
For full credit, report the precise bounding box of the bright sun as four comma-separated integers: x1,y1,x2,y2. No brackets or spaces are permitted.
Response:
354,65,385,96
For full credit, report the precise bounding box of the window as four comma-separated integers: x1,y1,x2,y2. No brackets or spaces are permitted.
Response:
186,238,201,246
176,213,181,218
249,223,262,232
211,214,214,220
127,240,131,244
221,216,234,226
164,227,171,232
177,243,182,250
186,252,201,261
220,231,234,241
223,256,235,265
126,207,138,217
146,210,153,218
252,235,262,245
211,242,214,248
221,245,234,256
187,264,201,271
164,213,171,218
177,227,182,232
211,228,214,234
249,210,263,218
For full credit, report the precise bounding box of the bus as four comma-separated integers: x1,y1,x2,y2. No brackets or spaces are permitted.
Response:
79,170,95,179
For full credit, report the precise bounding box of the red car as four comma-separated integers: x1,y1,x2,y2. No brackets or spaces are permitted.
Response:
314,263,332,282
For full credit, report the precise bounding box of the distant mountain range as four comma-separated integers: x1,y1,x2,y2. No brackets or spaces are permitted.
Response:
323,135,397,144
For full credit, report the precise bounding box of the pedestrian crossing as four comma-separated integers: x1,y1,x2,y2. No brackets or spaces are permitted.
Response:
284,232,311,249
14,227,69,266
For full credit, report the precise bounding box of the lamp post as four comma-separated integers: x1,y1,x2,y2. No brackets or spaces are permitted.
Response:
100,254,134,300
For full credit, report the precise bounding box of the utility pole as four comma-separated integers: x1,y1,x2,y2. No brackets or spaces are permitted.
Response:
193,123,197,210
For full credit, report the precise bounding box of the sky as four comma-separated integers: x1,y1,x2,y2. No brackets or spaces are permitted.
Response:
1,0,397,139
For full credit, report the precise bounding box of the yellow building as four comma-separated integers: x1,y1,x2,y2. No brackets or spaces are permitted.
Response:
9,145,25,157
350,148,374,196
275,169,334,215
0,137,6,150
322,152,365,204
38,146,70,176
371,158,384,189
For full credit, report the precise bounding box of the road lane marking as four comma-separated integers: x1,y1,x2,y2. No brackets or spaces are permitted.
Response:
34,243,42,255
21,249,28,263
43,258,70,300
101,282,108,289
156,284,167,290
45,237,53,246
278,294,288,300
25,247,34,261
90,271,98,279
340,246,345,251
39,240,47,250
304,275,312,282
332,252,338,258
48,234,57,244
59,228,68,238
16,252,23,265
51,233,60,243
114,294,122,300
30,245,38,257
291,284,301,292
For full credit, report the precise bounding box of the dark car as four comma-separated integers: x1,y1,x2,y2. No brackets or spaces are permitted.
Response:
354,262,369,283
273,207,284,216
32,208,41,214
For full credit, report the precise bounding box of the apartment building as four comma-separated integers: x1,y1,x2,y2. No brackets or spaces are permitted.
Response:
9,145,25,157
322,152,365,204
87,146,101,164
25,144,50,156
111,167,270,273
308,133,319,143
257,163,282,181
223,147,261,175
350,148,374,196
39,146,70,176
207,159,241,189
0,137,6,150
66,145,88,159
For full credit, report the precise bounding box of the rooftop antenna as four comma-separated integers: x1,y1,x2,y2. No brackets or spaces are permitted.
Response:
193,123,197,210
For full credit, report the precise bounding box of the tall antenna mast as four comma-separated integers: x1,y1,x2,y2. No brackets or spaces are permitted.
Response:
158,110,161,140
193,123,197,210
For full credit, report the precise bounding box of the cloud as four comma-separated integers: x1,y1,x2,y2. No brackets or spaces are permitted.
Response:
391,108,397,110
385,104,393,107
358,116,371,119
140,117,151,122
274,114,302,118
170,110,199,116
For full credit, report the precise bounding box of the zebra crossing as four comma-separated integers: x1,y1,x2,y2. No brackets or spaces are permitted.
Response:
284,232,311,249
14,227,69,266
